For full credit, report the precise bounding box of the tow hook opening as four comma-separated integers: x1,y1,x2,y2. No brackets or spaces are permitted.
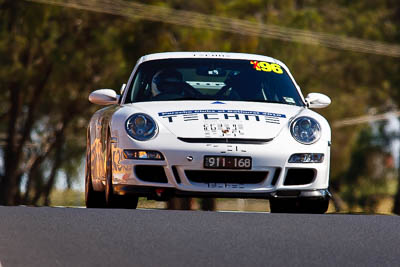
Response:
156,188,164,198
148,188,171,201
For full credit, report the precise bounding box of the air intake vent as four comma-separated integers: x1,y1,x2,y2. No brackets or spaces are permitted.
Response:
284,168,315,186
172,166,181,184
135,165,168,183
271,168,281,186
178,137,272,144
185,170,267,184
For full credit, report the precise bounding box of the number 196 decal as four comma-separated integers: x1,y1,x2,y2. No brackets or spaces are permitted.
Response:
250,61,283,74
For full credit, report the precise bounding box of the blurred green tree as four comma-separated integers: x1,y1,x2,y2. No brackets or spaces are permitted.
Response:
0,0,130,205
340,125,395,213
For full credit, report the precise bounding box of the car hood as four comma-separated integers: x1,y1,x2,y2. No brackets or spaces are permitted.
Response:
122,101,306,140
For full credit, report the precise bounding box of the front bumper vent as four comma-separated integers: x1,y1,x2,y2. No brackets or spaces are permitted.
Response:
185,170,268,184
284,168,315,185
135,165,168,183
270,168,281,186
178,137,272,144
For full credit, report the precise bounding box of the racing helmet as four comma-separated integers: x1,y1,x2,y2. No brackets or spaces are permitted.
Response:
228,70,264,100
151,69,183,96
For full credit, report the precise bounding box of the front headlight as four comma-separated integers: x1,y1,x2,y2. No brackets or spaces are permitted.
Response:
290,116,321,144
126,113,158,141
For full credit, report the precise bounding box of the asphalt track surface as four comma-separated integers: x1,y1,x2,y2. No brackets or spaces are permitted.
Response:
0,207,399,267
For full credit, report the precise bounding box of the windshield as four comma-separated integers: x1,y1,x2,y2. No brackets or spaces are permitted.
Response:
124,58,304,106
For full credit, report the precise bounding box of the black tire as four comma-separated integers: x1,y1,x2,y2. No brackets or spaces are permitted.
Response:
85,138,106,208
301,198,329,214
105,131,138,209
269,198,329,214
269,198,298,213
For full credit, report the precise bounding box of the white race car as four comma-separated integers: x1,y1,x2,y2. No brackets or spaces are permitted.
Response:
86,52,332,213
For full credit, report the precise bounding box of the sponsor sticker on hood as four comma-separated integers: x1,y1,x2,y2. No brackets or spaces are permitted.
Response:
158,109,285,123
157,109,286,138
123,101,302,139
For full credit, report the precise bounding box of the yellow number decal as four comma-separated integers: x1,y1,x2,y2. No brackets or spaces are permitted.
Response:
259,62,272,72
250,61,283,74
270,63,283,74
250,61,261,70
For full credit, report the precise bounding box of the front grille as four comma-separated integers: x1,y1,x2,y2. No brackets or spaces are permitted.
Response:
172,166,181,184
185,170,268,184
284,168,315,185
178,137,272,144
135,165,168,183
270,168,281,186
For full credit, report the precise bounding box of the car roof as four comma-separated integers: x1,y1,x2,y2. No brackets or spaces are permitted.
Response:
138,52,285,67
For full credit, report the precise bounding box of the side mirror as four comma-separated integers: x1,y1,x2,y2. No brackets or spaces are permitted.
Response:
88,89,120,105
305,93,331,109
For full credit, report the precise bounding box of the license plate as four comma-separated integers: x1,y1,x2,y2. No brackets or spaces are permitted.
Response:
204,156,252,169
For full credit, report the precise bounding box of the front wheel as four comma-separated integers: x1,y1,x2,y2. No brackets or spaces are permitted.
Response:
105,132,139,209
269,198,329,214
85,139,106,208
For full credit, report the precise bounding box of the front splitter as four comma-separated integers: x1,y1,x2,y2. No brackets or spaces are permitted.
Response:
113,184,331,200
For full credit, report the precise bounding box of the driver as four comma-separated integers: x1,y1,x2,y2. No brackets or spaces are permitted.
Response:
220,71,265,101
151,69,184,97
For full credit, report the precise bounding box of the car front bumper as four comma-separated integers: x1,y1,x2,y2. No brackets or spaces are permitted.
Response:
108,130,331,200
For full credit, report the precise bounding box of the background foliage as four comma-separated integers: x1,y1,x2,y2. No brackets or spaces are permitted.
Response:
0,0,399,213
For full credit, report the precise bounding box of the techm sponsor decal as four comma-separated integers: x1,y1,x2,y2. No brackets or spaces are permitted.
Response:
158,109,285,117
158,109,284,124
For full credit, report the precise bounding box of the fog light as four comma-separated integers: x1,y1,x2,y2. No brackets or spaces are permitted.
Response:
123,150,164,160
288,153,324,163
